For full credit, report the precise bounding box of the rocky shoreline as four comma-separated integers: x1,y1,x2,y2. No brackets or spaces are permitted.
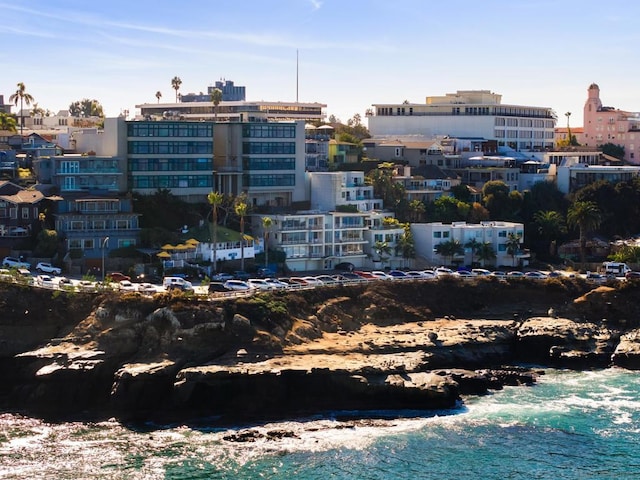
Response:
2,276,640,424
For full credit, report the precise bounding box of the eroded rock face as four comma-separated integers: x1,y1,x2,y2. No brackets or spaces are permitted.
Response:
612,329,640,369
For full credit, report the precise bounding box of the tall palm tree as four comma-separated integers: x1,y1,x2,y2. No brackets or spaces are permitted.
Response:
434,239,464,266
567,201,602,264
464,238,482,268
533,210,566,256
171,76,182,102
261,216,273,268
9,82,35,135
408,199,426,223
155,91,162,103
505,232,522,267
476,242,496,268
210,88,223,121
234,197,248,271
207,191,224,272
373,240,392,268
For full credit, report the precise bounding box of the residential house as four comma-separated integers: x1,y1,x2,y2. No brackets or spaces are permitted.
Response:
393,165,461,202
0,181,47,252
328,139,359,164
309,171,382,212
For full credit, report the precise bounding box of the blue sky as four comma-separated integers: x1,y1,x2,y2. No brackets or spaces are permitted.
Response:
2,0,640,128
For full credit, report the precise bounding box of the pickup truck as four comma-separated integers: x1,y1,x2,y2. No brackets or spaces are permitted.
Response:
36,262,62,275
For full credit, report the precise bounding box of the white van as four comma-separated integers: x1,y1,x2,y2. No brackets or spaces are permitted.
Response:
602,262,631,277
163,276,193,291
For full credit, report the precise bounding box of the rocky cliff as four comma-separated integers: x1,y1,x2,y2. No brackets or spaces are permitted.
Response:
3,276,640,424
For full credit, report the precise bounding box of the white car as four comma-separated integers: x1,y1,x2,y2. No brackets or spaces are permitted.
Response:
435,267,454,277
247,278,277,290
2,256,30,269
77,280,97,292
36,262,61,275
223,280,254,291
264,278,290,289
137,282,157,294
471,269,492,276
55,276,74,289
119,280,137,291
371,271,393,280
36,274,55,288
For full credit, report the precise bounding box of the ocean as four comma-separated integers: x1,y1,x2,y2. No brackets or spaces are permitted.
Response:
1,368,639,479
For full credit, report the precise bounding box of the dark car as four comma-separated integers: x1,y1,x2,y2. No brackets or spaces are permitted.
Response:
208,282,231,293
625,271,640,280
107,272,131,282
334,262,355,272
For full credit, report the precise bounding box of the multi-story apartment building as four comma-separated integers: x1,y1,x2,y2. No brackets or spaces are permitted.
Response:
253,211,369,272
309,171,382,212
411,221,528,268
213,120,307,208
551,159,640,194
364,211,407,269
369,90,556,153
126,119,214,202
582,83,640,164
392,165,461,202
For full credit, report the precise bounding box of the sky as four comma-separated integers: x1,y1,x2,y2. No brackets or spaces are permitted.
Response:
2,0,640,129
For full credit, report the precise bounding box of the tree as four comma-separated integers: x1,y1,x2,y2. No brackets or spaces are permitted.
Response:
155,91,162,103
373,240,392,268
30,103,46,117
261,216,273,268
434,239,464,266
476,242,496,268
464,238,482,268
207,191,224,272
396,224,415,267
567,201,602,264
0,113,17,132
533,210,566,256
234,196,249,271
171,76,182,102
210,88,222,121
408,199,425,223
366,163,405,212
505,232,522,267
9,82,34,135
68,99,104,117
451,184,471,203
429,196,469,223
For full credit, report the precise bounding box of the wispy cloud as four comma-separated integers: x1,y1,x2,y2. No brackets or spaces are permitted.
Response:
309,0,323,10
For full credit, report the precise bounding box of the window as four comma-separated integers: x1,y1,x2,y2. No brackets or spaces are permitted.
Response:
498,244,506,252
498,231,507,237
434,231,442,238
443,231,450,238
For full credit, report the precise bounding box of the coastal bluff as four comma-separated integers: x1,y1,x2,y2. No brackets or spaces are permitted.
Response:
2,276,640,423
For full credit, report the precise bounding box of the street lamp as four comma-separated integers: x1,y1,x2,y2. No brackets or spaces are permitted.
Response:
101,236,109,282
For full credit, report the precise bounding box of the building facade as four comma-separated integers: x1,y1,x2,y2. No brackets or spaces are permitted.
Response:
582,83,640,164
369,90,556,153
309,171,382,212
411,221,528,268
180,79,247,103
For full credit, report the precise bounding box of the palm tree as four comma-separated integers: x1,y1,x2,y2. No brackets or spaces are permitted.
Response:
9,82,35,135
0,113,17,133
505,232,522,267
373,240,392,268
464,238,482,268
210,88,223,121
171,76,182,102
234,197,248,271
155,91,162,103
567,201,602,264
261,216,273,268
434,239,464,266
207,191,224,272
533,210,566,256
408,199,426,223
476,242,496,268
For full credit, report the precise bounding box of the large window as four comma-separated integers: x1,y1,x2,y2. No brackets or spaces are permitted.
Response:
242,174,295,187
128,141,212,155
128,122,213,138
242,142,295,155
129,157,211,171
242,157,295,170
242,124,296,138
129,175,212,189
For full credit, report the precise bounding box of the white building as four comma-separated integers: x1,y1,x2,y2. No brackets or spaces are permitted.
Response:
309,171,382,212
253,211,369,272
411,221,528,268
369,90,556,153
552,159,640,194
363,211,407,269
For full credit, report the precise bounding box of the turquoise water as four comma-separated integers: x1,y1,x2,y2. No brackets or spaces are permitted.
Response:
1,368,640,479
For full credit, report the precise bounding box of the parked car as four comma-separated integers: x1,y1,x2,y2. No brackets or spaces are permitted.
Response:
136,283,158,294
506,271,525,278
370,271,393,280
524,271,548,280
354,271,375,280
119,280,137,291
163,276,194,291
35,274,55,288
208,282,232,294
454,270,475,278
0,268,13,282
35,262,61,275
302,276,324,286
314,275,341,285
264,278,290,289
625,271,640,280
211,272,234,282
388,270,409,279
471,269,492,276
585,272,607,284
247,278,277,290
223,279,253,291
2,256,30,269
107,272,131,282
55,276,74,289
77,280,97,292
435,267,454,277
491,271,507,278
